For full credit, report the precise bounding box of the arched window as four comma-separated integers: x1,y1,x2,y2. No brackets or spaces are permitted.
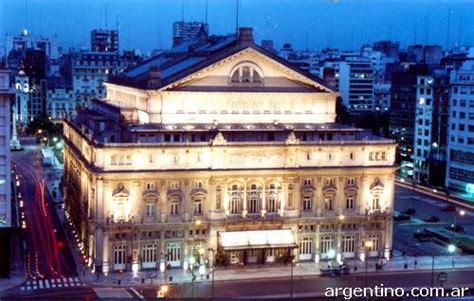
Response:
229,62,264,84
248,183,261,214
266,183,280,213
228,184,243,214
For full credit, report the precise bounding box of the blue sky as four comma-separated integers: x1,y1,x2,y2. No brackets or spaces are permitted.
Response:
1,0,474,54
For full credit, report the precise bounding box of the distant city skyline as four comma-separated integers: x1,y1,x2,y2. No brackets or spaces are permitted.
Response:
1,0,474,55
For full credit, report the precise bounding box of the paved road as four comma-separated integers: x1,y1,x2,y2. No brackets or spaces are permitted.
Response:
393,186,474,257
4,142,94,298
138,268,474,299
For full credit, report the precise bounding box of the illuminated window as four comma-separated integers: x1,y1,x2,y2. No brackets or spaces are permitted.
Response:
229,62,263,84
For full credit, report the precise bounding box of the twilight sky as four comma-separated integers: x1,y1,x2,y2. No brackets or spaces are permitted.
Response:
1,0,474,55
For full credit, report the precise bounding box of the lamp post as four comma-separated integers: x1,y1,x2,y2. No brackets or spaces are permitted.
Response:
364,241,373,287
290,257,295,298
448,244,456,268
208,247,216,300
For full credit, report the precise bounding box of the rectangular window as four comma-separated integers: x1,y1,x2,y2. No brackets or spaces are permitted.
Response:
324,197,333,210
303,179,312,186
170,181,179,190
346,197,355,209
170,201,179,215
146,202,155,217
146,182,156,190
303,196,312,211
346,178,355,185
111,155,118,165
194,199,203,215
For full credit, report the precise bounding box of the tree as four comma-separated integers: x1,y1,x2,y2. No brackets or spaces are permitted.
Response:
335,97,351,125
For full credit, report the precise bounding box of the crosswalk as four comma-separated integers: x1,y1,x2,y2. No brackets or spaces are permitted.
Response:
20,277,84,291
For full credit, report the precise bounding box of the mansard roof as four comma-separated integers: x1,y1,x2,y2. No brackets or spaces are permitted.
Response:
109,28,333,93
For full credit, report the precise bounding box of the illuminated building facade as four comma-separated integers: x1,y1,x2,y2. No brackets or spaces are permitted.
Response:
63,28,396,274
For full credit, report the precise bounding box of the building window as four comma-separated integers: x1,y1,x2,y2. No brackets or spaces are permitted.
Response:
299,237,312,260
248,184,260,214
368,235,380,252
166,243,181,264
324,196,333,210
266,183,279,213
229,184,242,214
306,153,312,160
170,199,179,215
350,153,355,160
230,63,263,84
342,235,355,253
113,197,128,221
325,178,335,186
320,236,334,256
303,196,312,211
372,196,380,210
111,155,118,165
303,179,312,186
141,244,157,268
146,182,156,191
149,154,155,164
114,244,126,269
193,181,203,189
346,178,355,185
170,181,179,189
146,202,155,217
346,197,355,209
194,199,203,215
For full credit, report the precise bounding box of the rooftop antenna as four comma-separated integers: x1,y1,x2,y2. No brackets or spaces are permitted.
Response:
205,0,208,25
24,0,28,31
116,11,119,31
181,0,184,22
424,14,430,44
105,1,109,30
446,8,452,50
457,17,463,46
235,0,239,34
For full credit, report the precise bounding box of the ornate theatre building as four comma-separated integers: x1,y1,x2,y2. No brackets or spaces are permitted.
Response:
63,28,396,274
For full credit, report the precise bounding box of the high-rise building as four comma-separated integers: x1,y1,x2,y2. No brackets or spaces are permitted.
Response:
0,69,13,277
389,64,429,178
70,51,126,106
446,54,474,194
91,29,119,53
412,71,449,186
5,30,59,59
172,21,208,46
338,57,375,112
63,28,396,274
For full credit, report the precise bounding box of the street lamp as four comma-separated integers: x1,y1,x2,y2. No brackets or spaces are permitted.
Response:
448,244,456,268
290,257,295,298
208,247,216,300
364,241,373,287
157,284,169,298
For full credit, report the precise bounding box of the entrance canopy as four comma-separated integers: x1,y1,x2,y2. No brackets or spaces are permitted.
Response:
219,229,297,250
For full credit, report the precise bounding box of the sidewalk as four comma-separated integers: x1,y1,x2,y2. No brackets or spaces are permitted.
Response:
79,254,474,287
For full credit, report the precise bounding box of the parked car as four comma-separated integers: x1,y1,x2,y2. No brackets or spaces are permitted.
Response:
446,224,465,232
402,208,416,215
423,216,440,223
441,205,456,212
393,213,411,221
413,230,433,242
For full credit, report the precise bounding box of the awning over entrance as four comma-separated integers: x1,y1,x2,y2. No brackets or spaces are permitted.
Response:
219,229,297,250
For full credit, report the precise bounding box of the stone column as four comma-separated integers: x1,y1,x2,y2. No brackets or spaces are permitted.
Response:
261,179,266,216
223,183,229,215
242,180,247,217
314,224,321,263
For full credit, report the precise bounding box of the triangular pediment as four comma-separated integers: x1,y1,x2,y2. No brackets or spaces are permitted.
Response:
160,47,335,94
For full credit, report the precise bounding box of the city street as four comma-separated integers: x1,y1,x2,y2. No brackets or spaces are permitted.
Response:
137,268,474,299
3,140,94,298
393,186,474,257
